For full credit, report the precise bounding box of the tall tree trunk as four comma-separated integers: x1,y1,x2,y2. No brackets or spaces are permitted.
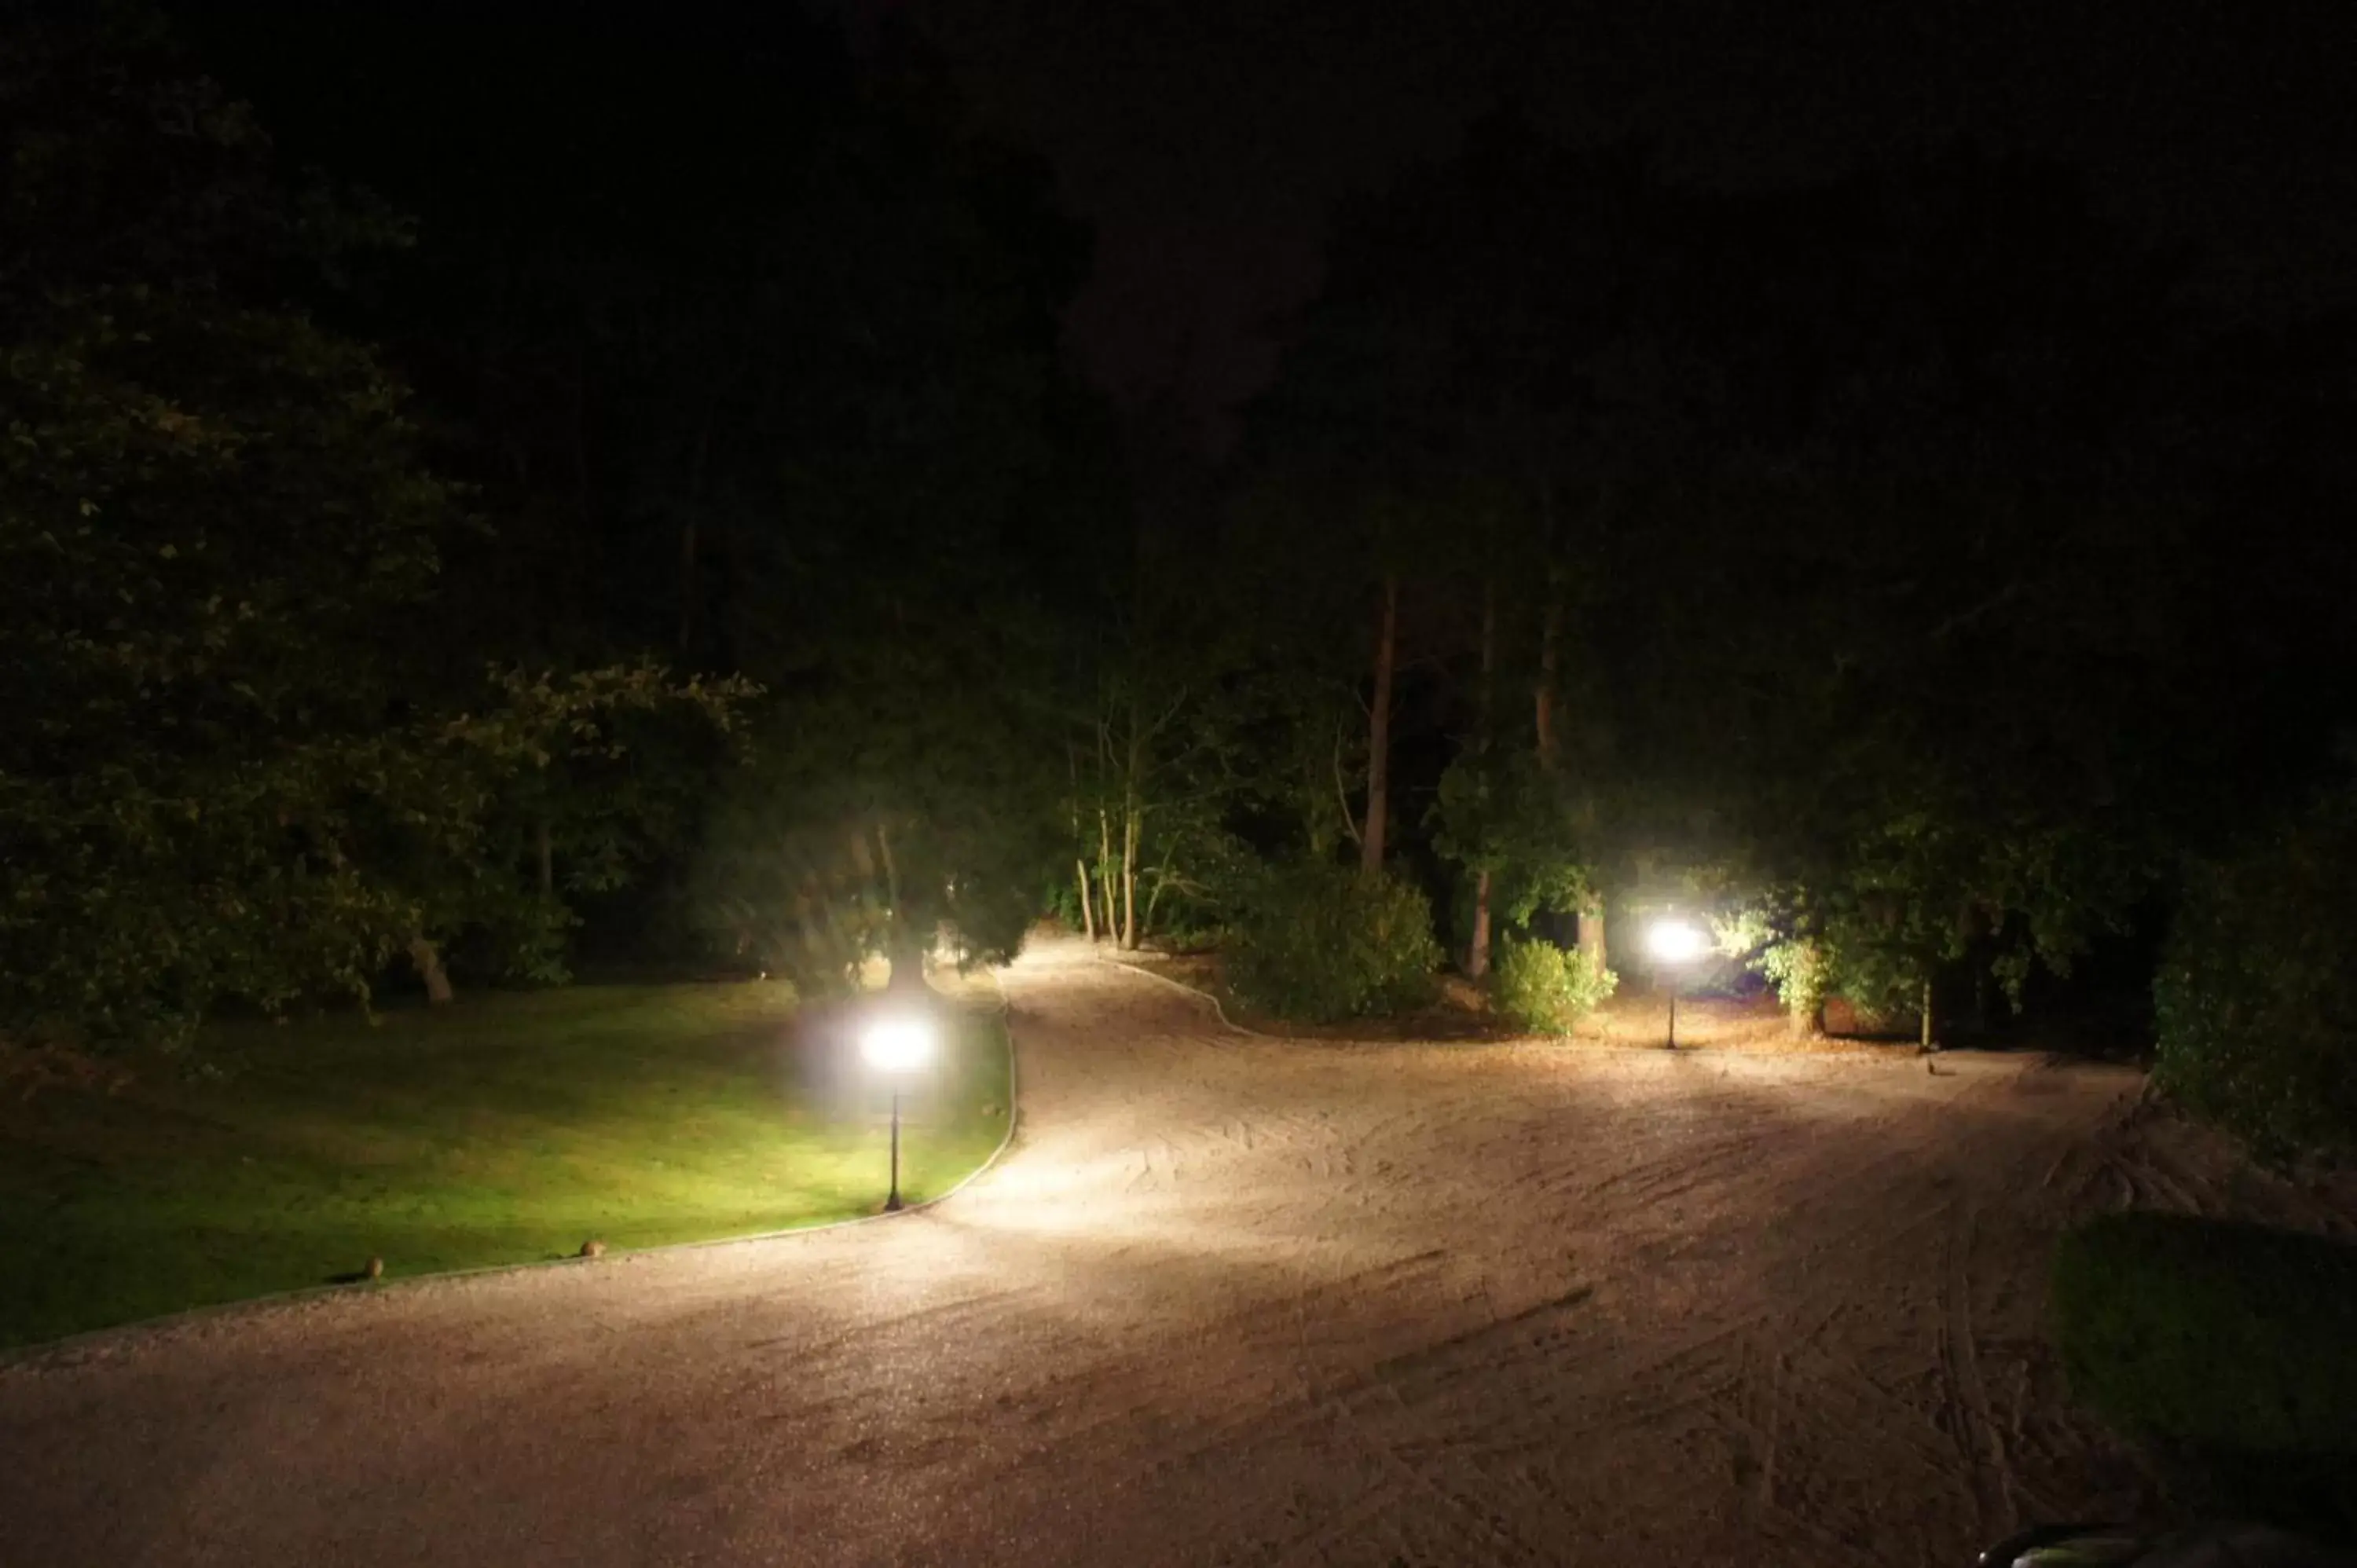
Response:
535,819,554,900
1068,746,1094,942
1121,706,1143,949
1578,901,1607,972
876,822,926,995
1361,571,1398,877
885,924,929,995
408,935,454,1006
1468,872,1494,980
1788,940,1822,1036
1920,976,1936,1053
1534,578,1603,965
1468,580,1497,980
1120,808,1139,950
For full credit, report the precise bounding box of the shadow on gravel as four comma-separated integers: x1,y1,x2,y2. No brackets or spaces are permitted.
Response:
2053,1211,2357,1543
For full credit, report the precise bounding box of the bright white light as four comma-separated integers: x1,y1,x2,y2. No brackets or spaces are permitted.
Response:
860,1014,936,1074
1647,918,1708,965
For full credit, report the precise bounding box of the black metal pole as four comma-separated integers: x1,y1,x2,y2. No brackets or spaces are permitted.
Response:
885,1086,904,1211
1666,987,1678,1050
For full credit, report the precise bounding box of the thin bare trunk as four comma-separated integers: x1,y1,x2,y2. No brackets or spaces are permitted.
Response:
1920,977,1936,1052
408,935,454,1006
1330,720,1363,850
1067,746,1093,941
1361,572,1398,877
535,819,553,900
875,819,901,910
1121,705,1143,949
1120,808,1139,950
1468,580,1497,980
1096,808,1119,939
1142,840,1179,938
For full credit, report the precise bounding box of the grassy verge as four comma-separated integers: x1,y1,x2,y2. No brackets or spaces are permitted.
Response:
2052,1211,2357,1541
0,983,1011,1350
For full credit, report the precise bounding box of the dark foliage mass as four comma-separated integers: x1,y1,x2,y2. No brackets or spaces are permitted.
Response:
1223,863,1441,1024
5,7,2355,1148
1,9,751,1039
2054,1212,2357,1539
2155,782,2357,1159
2,3,1094,1037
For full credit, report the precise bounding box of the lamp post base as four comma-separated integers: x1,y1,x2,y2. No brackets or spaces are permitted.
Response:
882,1192,904,1213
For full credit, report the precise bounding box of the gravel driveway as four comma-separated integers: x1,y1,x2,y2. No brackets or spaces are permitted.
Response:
2,937,2336,1566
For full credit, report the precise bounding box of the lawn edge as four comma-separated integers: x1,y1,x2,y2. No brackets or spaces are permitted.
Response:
0,976,1022,1367
1095,951,1288,1038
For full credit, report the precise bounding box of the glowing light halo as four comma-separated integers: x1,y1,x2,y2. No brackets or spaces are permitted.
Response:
860,1014,936,1074
1646,917,1708,965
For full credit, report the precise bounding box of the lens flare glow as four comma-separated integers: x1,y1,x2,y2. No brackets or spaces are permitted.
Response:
1646,918,1707,965
860,1015,937,1074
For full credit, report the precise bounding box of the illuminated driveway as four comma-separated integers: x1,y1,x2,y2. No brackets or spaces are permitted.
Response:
0,937,2297,1565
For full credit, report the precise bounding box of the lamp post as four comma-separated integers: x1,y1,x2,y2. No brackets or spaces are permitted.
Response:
860,1013,937,1211
1647,917,1706,1049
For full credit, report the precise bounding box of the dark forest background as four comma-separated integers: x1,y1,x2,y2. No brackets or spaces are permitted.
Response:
6,2,2355,1152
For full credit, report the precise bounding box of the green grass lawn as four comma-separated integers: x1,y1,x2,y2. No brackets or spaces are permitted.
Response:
2052,1211,2357,1541
0,983,1012,1350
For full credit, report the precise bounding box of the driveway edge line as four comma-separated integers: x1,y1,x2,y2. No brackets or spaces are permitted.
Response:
1094,953,1287,1039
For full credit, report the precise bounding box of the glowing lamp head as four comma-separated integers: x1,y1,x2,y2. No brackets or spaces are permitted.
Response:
1647,918,1708,965
860,1014,936,1075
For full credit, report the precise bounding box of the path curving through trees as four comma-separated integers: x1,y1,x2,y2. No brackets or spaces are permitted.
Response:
1,936,2334,1566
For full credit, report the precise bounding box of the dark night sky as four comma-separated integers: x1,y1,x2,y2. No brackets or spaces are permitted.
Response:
900,0,2356,438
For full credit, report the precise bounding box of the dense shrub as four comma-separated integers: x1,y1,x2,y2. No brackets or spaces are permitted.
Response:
1715,905,1830,1032
1224,863,1441,1022
1491,937,1617,1034
2052,1211,2357,1538
2154,783,2357,1158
